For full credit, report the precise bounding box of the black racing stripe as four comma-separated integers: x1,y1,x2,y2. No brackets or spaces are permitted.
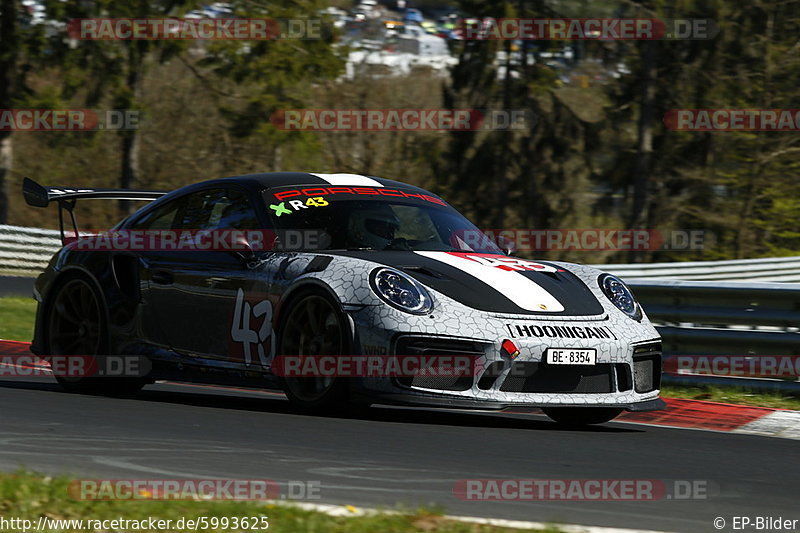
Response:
328,251,603,316
511,262,604,315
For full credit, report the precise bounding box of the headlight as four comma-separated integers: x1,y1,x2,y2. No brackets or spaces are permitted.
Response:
370,267,433,315
598,273,642,320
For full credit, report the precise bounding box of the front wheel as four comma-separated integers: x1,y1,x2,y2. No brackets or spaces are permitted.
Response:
542,407,623,426
279,292,350,411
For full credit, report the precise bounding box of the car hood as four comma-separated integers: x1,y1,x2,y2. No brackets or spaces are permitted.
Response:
326,250,605,316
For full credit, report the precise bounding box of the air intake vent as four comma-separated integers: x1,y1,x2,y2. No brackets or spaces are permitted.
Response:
632,344,662,393
500,362,614,393
393,336,485,392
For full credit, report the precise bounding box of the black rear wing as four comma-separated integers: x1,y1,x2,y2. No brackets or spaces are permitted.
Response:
22,177,167,244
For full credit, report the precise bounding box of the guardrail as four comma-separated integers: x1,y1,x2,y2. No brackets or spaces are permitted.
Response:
628,280,800,394
0,225,60,275
3,223,800,281
601,256,800,282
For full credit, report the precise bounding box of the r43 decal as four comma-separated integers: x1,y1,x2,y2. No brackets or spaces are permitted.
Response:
304,197,328,207
231,288,273,365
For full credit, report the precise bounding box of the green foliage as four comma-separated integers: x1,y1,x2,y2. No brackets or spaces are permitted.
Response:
662,385,800,411
199,0,344,142
438,0,800,261
603,0,800,260
4,0,800,260
0,296,36,342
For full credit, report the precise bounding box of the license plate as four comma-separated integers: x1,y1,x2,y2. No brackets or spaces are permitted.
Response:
546,348,597,365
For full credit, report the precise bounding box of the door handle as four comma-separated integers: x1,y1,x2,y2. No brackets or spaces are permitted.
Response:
151,269,174,285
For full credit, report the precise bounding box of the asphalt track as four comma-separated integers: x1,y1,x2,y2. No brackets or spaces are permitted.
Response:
0,275,35,297
1,375,798,532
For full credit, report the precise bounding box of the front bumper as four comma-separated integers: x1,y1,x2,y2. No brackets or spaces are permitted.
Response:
350,305,664,409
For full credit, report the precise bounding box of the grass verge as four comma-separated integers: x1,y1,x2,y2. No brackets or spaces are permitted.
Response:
0,297,36,342
1,471,561,532
662,385,800,410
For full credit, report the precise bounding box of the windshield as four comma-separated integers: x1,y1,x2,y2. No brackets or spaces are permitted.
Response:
263,187,501,253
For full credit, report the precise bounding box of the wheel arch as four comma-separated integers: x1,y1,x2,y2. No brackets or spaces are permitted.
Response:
40,266,110,354
274,278,357,354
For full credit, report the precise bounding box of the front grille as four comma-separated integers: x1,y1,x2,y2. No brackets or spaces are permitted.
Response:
500,362,614,393
633,343,662,393
404,374,473,391
634,359,655,393
393,336,485,392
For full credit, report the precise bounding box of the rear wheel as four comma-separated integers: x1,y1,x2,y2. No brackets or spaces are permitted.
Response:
47,276,144,396
542,407,623,426
279,292,349,411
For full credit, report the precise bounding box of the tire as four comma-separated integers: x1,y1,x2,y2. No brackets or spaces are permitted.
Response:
46,275,145,396
278,291,350,411
542,407,623,426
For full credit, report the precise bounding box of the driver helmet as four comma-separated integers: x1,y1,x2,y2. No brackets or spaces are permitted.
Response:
348,205,400,249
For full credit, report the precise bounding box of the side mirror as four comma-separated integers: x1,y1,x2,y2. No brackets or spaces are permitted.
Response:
496,234,517,256
230,234,257,265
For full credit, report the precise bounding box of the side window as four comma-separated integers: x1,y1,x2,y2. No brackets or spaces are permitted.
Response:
180,188,260,230
393,205,438,242
129,198,185,230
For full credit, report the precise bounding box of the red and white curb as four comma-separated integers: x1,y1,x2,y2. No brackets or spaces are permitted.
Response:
2,339,799,440
734,410,800,439
616,398,800,440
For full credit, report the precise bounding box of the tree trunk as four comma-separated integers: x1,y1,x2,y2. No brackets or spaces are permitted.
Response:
628,40,656,261
0,0,18,224
0,134,10,224
119,130,140,216
494,33,513,230
119,41,144,216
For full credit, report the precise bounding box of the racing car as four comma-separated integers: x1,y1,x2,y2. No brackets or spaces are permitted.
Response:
22,172,664,425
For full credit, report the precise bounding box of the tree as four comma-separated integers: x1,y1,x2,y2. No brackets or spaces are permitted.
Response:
0,0,51,223
0,0,16,223
194,0,344,170
51,0,203,215
439,0,611,261
607,0,800,260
